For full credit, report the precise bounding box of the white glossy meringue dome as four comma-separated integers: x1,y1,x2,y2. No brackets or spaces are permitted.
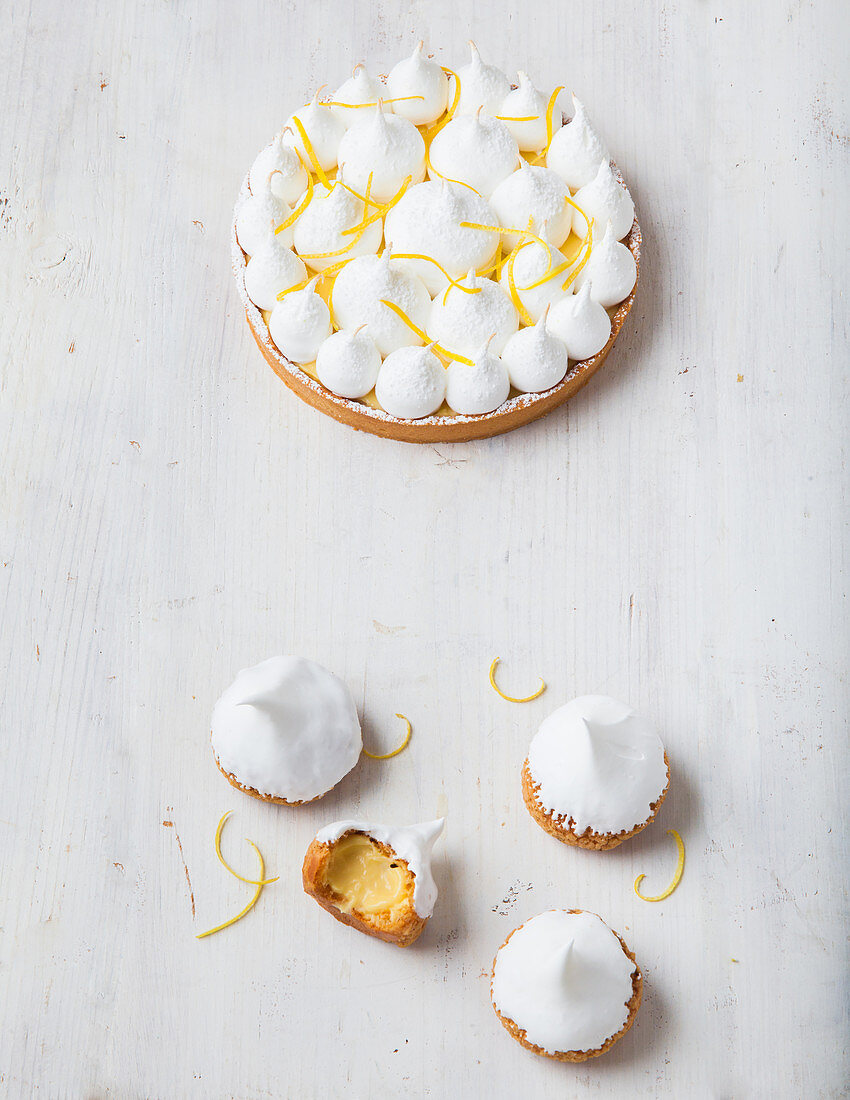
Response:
428,270,518,357
211,656,362,803
501,311,568,392
331,65,386,128
546,95,609,191
498,72,560,151
572,160,635,241
331,249,431,355
492,910,638,1057
236,178,289,256
250,133,309,206
337,106,426,203
375,345,447,418
427,111,518,197
453,42,511,116
283,94,345,172
268,277,331,364
244,238,308,311
384,180,500,294
315,327,382,399
293,173,383,272
575,221,637,307
547,281,612,361
498,227,574,322
490,161,572,250
527,695,668,835
445,339,510,415
386,41,448,125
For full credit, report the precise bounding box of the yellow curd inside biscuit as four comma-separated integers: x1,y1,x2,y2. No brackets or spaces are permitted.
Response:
321,832,413,919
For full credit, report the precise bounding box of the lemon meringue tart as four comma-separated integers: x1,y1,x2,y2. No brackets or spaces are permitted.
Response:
522,695,670,849
302,819,444,946
233,43,641,442
491,909,642,1061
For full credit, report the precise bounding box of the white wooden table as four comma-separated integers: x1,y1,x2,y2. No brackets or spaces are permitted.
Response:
1,2,847,1096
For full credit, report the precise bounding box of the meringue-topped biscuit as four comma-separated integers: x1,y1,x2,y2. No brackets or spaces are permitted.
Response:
337,105,426,203
234,47,640,440
427,110,518,197
211,656,362,805
302,819,445,946
491,909,642,1061
523,695,670,848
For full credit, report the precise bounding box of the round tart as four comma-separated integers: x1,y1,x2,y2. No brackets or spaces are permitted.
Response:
491,909,642,1061
522,695,670,849
210,656,362,805
233,44,641,442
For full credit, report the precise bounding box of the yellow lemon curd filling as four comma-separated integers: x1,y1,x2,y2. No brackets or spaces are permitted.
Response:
321,832,413,921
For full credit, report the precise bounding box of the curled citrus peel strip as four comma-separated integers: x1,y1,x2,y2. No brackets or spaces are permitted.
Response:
488,657,546,703
342,173,409,235
544,86,566,149
561,219,593,292
378,299,473,366
196,813,276,938
275,161,314,234
299,175,375,260
362,713,413,760
505,242,535,326
391,252,484,305
291,116,332,191
213,811,278,885
275,275,311,302
325,95,425,108
495,114,538,123
634,829,685,902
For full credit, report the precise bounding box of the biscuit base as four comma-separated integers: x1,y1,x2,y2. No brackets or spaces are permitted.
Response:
521,755,670,850
491,910,642,1062
213,751,324,806
234,157,640,444
302,835,428,947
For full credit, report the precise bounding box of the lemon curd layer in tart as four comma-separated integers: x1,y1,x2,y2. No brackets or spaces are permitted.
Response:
233,42,640,441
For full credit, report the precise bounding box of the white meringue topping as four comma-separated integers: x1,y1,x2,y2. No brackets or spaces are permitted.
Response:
546,95,609,191
490,161,571,250
428,270,518,356
453,42,512,116
337,106,426,203
384,180,500,294
427,110,518,197
315,819,445,917
283,94,345,172
375,344,446,418
315,326,382,399
293,172,383,272
331,65,387,128
575,220,637,307
572,160,635,241
445,338,510,415
211,655,362,804
497,72,561,152
498,225,572,322
492,910,638,1056
500,309,568,392
268,276,331,364
386,41,448,125
235,177,290,256
547,280,612,361
331,248,431,355
527,695,668,835
244,238,308,311
249,133,310,206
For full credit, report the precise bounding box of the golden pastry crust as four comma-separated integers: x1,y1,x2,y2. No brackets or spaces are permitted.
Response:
521,754,670,850
491,910,642,1062
234,145,640,444
302,833,428,947
213,750,323,806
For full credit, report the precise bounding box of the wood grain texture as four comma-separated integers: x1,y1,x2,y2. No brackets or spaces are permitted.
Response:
0,1,847,1097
